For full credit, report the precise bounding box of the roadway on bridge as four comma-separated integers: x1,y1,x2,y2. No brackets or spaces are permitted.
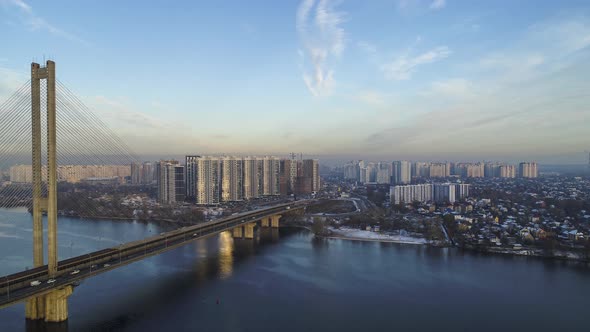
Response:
0,201,306,308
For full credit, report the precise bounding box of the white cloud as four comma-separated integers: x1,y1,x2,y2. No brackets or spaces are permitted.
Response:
476,18,590,80
6,0,30,12
297,0,346,96
357,17,590,159
381,46,451,80
429,0,446,10
527,19,590,55
2,0,90,46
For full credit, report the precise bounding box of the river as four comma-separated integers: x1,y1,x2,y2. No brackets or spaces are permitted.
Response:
0,208,589,332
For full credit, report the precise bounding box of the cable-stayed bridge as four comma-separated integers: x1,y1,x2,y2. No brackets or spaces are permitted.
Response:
0,61,307,323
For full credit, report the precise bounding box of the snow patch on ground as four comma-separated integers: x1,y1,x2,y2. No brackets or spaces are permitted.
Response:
329,227,427,244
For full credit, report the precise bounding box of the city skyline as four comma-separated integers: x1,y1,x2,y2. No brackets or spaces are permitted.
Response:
1,2,590,330
1,0,589,163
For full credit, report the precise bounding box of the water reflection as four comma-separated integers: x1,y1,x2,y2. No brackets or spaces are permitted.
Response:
259,228,280,244
196,238,207,257
270,228,279,242
311,236,329,251
5,222,590,332
218,232,233,279
26,320,69,332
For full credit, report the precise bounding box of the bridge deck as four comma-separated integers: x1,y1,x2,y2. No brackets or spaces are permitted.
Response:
0,202,305,308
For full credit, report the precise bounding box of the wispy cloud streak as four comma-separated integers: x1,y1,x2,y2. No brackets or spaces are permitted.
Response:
2,0,90,46
381,46,451,80
297,0,346,96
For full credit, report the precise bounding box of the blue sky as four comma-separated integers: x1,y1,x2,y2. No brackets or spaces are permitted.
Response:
0,0,589,163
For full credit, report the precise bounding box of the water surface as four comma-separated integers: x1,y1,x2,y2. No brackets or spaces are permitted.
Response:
0,208,589,332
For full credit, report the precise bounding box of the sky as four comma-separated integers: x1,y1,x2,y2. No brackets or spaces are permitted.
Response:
0,0,589,164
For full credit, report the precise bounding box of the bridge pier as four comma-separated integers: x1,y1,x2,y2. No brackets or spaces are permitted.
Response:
232,223,256,239
243,223,255,239
271,214,281,228
25,296,45,320
261,215,280,228
44,286,73,323
261,217,270,227
25,286,73,323
232,226,243,238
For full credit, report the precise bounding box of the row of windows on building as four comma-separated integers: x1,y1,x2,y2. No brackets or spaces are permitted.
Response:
344,161,538,184
390,183,471,205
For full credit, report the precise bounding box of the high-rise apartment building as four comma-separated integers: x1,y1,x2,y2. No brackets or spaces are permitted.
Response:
445,162,452,177
390,184,433,205
278,154,300,195
173,165,185,202
243,157,260,199
9,165,33,183
434,183,457,203
363,162,377,183
375,162,392,184
185,155,200,202
467,163,484,178
359,167,367,184
157,160,184,204
196,156,221,205
484,162,501,178
483,162,516,178
429,163,448,178
344,161,360,181
413,162,430,178
295,159,320,193
141,162,156,184
455,162,485,178
455,183,470,198
390,183,470,205
131,163,141,184
183,155,318,202
295,160,313,194
279,159,292,196
10,164,131,183
289,154,298,190
392,161,412,184
519,162,538,178
499,165,516,178
279,158,321,195
262,156,280,195
311,159,320,192
221,156,243,201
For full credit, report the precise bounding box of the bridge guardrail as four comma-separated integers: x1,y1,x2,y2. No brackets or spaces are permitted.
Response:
0,202,308,303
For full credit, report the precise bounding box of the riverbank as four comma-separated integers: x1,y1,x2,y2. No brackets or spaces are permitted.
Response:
324,227,428,245
282,222,431,245
463,245,590,263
